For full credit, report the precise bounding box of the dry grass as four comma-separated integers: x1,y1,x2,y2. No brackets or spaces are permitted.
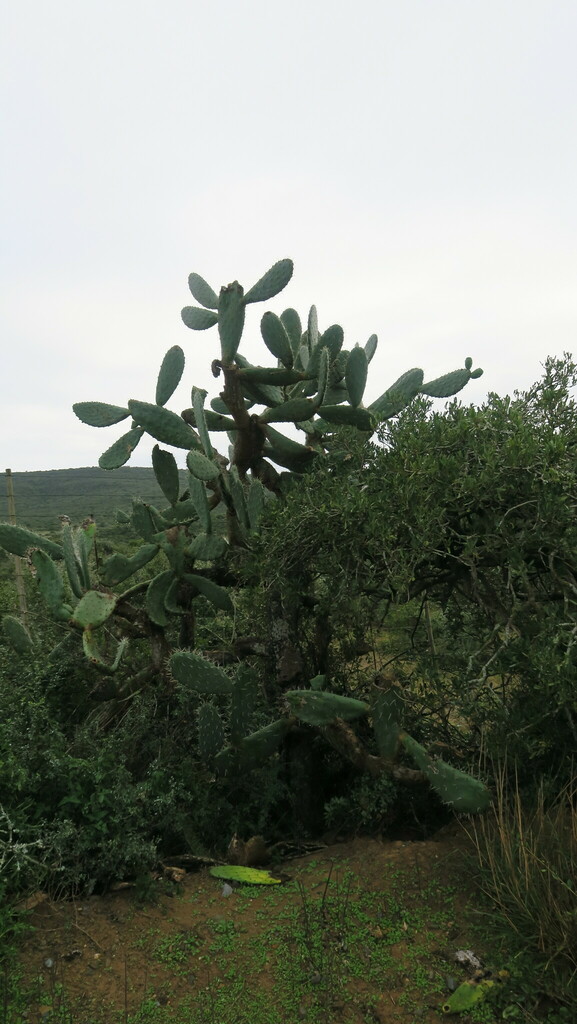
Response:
466,764,577,989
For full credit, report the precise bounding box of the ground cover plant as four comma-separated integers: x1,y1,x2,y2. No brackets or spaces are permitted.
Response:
2,834,564,1024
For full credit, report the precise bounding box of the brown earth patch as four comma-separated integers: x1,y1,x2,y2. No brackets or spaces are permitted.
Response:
12,826,506,1024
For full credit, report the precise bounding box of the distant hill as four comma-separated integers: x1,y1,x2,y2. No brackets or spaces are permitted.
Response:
0,467,187,534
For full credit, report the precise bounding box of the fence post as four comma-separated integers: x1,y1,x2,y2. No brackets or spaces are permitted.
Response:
5,468,29,628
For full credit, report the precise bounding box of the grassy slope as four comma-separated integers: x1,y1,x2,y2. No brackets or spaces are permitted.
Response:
0,467,188,533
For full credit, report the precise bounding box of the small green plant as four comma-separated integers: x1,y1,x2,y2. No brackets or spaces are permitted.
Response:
324,771,397,833
152,929,201,968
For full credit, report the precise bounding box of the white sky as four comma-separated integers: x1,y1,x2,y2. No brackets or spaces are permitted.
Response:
2,0,576,472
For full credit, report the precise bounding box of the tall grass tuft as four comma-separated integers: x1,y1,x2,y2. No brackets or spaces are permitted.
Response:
467,764,577,995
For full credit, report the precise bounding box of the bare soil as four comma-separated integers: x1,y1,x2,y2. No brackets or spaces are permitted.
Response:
13,826,506,1024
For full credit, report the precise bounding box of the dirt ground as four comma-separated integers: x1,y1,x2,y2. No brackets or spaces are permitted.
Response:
13,826,507,1024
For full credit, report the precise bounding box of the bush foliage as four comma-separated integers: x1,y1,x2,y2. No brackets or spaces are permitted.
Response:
1,254,575,902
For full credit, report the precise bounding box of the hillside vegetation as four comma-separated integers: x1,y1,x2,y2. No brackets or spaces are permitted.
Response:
0,466,186,533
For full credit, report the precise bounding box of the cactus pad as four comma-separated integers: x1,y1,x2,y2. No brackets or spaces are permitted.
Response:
2,615,34,655
0,525,62,560
99,426,145,470
400,733,491,813
156,346,185,407
209,865,283,884
197,702,225,760
188,272,218,309
285,690,369,726
100,543,159,586
187,449,221,481
171,651,234,693
128,400,200,450
181,306,219,330
152,445,181,505
72,590,117,629
260,311,294,367
244,258,293,305
73,402,130,427
345,345,368,408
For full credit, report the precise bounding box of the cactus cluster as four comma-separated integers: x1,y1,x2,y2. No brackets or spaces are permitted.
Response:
284,682,490,813
0,258,489,814
171,651,291,773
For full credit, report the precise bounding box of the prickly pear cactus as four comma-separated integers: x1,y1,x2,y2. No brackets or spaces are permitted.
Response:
0,257,488,815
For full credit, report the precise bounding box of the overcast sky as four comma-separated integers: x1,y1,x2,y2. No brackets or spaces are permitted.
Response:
2,0,576,473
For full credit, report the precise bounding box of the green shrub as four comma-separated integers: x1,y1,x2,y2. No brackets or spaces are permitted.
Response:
324,771,398,833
